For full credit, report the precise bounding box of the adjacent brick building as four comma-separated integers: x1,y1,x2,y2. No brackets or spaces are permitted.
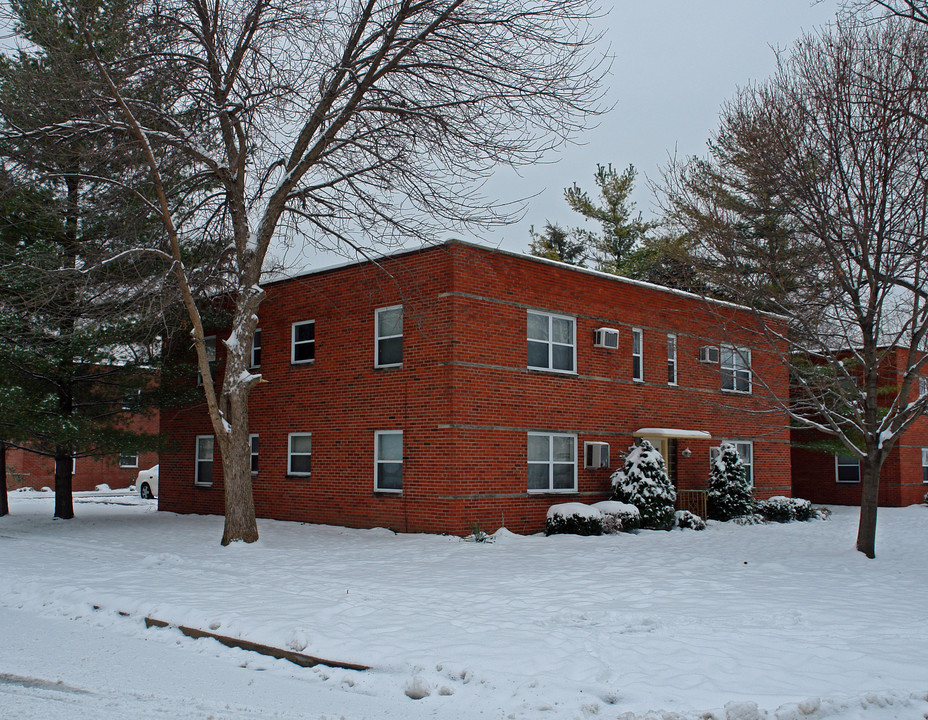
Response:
159,240,792,534
791,347,928,507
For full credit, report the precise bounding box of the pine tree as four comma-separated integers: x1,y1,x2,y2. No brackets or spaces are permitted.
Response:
528,222,587,266
610,439,677,530
707,443,755,521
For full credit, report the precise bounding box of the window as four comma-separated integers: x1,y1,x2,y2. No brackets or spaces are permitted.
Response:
292,321,315,364
251,329,262,368
250,434,258,474
721,345,751,393
375,431,403,491
632,328,643,381
198,336,217,386
711,441,754,487
527,433,577,492
119,453,139,469
836,454,860,483
923,449,928,483
72,457,76,474
195,435,214,486
122,389,141,411
667,334,677,385
375,306,403,367
288,433,312,476
527,311,575,373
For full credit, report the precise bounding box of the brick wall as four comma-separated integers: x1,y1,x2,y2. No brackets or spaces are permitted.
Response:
159,241,792,534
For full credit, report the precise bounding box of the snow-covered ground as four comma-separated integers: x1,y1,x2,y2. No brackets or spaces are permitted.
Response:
1,491,927,720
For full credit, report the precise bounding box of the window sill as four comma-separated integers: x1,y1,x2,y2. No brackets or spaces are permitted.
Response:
527,366,577,376
527,489,578,495
721,388,752,395
835,480,860,484
291,360,315,367
286,473,311,479
194,482,213,488
374,489,402,495
374,363,403,370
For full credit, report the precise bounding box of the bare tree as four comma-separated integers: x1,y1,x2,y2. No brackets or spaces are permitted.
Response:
17,0,606,544
661,17,928,558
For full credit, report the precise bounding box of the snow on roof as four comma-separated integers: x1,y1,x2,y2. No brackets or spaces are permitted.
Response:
633,428,713,439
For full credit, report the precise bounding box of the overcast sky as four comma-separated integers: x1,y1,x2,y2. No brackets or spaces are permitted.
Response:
462,0,841,257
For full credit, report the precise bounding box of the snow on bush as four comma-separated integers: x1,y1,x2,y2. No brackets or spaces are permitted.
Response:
592,500,641,533
674,510,706,531
545,502,603,536
757,496,823,523
707,443,755,521
610,439,676,530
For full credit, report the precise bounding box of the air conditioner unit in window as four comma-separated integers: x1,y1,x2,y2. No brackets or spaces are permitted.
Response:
584,441,610,469
699,346,720,364
593,328,619,349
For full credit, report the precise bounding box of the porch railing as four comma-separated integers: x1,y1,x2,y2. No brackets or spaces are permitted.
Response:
676,489,707,519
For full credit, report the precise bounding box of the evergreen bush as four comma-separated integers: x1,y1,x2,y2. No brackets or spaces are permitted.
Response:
674,510,706,530
610,440,676,530
707,443,755,521
545,503,603,536
756,496,824,523
592,500,641,533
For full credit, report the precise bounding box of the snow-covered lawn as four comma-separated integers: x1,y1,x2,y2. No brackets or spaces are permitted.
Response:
2,491,927,720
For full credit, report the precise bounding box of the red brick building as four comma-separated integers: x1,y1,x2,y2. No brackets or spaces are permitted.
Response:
159,240,792,534
791,347,928,507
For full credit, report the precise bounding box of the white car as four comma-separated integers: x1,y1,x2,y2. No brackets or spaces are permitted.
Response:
136,465,159,499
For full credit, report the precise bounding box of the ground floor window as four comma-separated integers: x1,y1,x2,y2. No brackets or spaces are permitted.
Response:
922,448,928,483
836,454,860,484
375,431,403,491
250,434,258,474
711,441,753,487
288,433,312,476
195,435,214,486
119,453,138,468
527,433,577,492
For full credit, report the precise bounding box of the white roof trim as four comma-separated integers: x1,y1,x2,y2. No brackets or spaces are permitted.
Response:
633,428,713,440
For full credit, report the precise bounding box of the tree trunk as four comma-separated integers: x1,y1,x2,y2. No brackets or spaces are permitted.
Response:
54,445,74,520
0,442,9,517
218,384,258,545
856,458,880,559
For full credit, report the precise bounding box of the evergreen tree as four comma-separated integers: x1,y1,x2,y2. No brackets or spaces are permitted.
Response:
528,222,587,266
707,443,755,521
565,164,656,275
610,439,677,530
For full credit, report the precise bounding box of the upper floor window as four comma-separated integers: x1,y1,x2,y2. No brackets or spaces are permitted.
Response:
375,430,403,492
836,453,860,483
250,329,262,368
195,435,214,486
375,306,403,368
711,441,753,487
292,321,315,364
288,433,312,476
667,334,677,385
527,311,575,373
198,336,217,386
632,328,643,381
527,432,577,492
721,345,751,393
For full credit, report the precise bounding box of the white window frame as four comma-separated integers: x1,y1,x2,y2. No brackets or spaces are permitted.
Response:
711,441,754,487
374,430,403,492
119,453,139,469
197,336,217,386
526,310,576,374
922,448,928,483
121,388,141,411
288,433,312,476
527,432,578,493
835,453,860,484
195,435,214,486
720,344,752,394
632,328,643,382
375,305,404,368
250,329,262,369
291,321,315,365
250,434,259,475
667,333,677,386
